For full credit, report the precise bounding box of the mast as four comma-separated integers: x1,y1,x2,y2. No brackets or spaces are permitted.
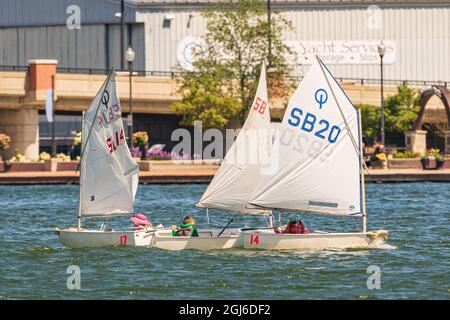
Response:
358,108,367,232
77,111,85,230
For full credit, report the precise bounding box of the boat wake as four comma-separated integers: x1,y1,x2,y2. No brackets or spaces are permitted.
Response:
371,243,397,250
22,246,56,254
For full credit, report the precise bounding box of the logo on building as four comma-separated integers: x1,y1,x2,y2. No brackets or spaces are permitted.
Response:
177,36,205,71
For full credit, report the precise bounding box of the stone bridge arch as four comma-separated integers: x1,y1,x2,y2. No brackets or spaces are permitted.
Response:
405,85,450,155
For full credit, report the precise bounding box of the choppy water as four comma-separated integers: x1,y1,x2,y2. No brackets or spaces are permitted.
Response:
0,183,448,299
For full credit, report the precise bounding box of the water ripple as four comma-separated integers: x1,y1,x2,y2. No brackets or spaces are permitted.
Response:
0,183,449,299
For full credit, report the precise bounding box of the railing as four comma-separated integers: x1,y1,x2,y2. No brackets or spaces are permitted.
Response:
0,65,29,72
0,65,448,87
56,67,182,78
287,76,449,87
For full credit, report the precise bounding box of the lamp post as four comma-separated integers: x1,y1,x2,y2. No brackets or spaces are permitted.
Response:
125,46,135,148
120,0,125,70
378,42,386,147
51,74,56,158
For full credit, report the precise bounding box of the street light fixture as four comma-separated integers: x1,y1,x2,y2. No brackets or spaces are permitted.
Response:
378,41,386,147
120,0,125,70
125,46,135,63
125,46,135,149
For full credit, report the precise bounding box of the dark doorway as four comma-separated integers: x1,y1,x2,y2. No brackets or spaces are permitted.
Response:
423,122,446,152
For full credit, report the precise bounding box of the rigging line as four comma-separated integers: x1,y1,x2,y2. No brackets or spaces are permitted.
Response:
76,69,114,173
316,57,361,159
352,216,362,233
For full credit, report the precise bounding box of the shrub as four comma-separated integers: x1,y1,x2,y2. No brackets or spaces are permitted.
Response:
39,152,51,161
132,131,149,147
9,149,29,163
56,153,71,162
73,132,82,147
422,148,443,160
393,151,420,159
0,133,11,150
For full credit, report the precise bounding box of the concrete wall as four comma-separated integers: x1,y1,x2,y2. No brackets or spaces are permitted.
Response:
0,108,39,160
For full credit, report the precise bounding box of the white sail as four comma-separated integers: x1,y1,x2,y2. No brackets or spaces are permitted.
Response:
80,72,139,217
196,64,272,214
249,57,362,216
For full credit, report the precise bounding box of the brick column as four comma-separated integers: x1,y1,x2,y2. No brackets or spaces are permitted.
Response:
0,60,57,161
405,130,427,155
28,59,57,101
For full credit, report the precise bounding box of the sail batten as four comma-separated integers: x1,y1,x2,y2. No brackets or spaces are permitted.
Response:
79,72,139,217
196,64,271,215
249,57,361,216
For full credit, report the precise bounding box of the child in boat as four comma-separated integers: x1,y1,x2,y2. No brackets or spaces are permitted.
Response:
130,214,152,231
171,215,199,237
274,214,309,234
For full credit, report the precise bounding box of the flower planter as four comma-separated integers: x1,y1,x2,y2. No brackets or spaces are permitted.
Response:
147,160,220,172
57,161,79,171
44,158,58,172
7,162,46,172
138,161,151,171
420,158,430,170
371,160,387,169
436,158,446,170
388,158,422,169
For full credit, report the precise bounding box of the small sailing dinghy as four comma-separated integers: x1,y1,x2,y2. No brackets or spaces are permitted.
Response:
55,71,155,248
242,56,388,250
153,63,273,250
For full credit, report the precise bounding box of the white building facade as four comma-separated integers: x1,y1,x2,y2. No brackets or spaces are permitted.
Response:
136,0,450,83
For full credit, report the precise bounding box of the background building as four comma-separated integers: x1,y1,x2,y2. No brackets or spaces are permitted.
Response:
1,0,449,80
0,0,449,157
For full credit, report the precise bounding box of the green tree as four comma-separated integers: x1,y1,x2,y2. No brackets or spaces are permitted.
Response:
171,0,294,129
357,86,420,141
357,104,380,139
384,85,420,133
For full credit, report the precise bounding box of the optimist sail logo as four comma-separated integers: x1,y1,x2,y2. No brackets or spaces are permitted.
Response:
315,89,328,109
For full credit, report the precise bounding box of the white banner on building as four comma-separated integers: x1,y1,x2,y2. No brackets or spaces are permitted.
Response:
177,36,396,70
45,88,53,123
286,40,396,65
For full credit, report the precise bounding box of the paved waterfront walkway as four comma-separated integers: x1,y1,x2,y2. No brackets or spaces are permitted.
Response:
1,168,450,184
365,168,450,182
0,169,216,185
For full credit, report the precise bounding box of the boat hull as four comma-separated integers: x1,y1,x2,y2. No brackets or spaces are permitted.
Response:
54,227,154,248
153,228,242,251
242,229,388,250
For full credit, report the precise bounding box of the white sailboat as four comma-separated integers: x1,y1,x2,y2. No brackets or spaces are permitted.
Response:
55,71,155,248
152,63,273,250
241,56,388,250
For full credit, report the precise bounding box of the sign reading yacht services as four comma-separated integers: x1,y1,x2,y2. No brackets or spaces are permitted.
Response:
177,37,396,70
287,40,396,65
